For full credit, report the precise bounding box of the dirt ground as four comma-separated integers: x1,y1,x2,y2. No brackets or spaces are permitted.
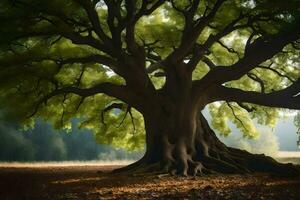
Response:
0,165,300,200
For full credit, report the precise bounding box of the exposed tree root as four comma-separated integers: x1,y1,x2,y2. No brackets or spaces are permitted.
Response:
113,147,300,177
226,147,300,176
113,113,300,177
113,130,300,177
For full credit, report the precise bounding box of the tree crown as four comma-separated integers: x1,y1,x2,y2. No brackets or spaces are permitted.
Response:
0,0,299,149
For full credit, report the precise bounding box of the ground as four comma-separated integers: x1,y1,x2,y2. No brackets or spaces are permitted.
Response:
0,164,300,200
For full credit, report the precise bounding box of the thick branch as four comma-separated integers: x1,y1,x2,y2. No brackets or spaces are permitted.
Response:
59,54,124,76
188,11,291,72
124,0,165,61
202,56,217,69
27,82,131,118
73,0,111,44
166,0,226,64
59,55,116,66
187,13,249,70
39,82,141,110
194,26,300,93
104,0,123,47
211,80,300,110
52,83,117,99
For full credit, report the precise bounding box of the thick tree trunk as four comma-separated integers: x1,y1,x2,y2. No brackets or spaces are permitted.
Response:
115,103,300,176
114,68,299,176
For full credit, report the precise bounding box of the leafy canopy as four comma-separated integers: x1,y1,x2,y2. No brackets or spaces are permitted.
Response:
0,0,299,150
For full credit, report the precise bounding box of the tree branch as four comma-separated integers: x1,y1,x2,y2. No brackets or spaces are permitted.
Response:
211,79,300,110
73,0,111,45
217,40,240,57
226,102,249,132
202,56,217,69
104,0,123,48
166,0,226,64
58,54,124,76
186,12,248,71
247,72,265,93
257,64,296,83
123,0,165,61
101,102,124,125
27,81,143,118
194,25,300,93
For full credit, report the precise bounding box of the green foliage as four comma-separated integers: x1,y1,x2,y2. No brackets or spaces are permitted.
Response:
202,0,299,140
136,4,183,58
0,0,138,149
220,130,279,156
0,0,299,150
209,102,260,138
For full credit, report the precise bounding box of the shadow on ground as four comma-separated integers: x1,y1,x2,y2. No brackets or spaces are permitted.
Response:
0,165,299,200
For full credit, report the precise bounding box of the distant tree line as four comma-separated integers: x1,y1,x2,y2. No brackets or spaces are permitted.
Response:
0,120,143,161
0,117,297,162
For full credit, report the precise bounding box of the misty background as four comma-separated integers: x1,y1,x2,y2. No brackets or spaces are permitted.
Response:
0,115,299,162
0,120,143,162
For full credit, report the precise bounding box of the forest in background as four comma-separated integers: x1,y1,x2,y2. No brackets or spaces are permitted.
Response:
0,115,298,162
0,119,143,161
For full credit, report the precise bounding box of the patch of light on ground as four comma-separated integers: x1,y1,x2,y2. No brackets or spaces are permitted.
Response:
0,160,135,168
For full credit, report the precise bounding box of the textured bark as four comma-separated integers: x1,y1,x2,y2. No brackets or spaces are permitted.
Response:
115,106,300,176
113,58,300,177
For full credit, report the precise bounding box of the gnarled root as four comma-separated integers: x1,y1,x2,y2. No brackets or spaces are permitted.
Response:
113,114,300,177
113,145,300,177
113,133,300,177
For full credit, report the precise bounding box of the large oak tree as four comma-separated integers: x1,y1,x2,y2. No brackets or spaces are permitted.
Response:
0,0,300,175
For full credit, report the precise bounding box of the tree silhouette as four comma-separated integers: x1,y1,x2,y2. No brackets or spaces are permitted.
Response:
0,0,299,175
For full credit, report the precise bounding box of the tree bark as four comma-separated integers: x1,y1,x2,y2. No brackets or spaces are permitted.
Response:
112,62,300,176
115,98,300,176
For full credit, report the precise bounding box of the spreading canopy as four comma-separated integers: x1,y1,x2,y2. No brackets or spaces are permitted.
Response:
0,0,300,150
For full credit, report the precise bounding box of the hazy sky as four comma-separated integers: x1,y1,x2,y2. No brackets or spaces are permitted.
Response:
275,118,299,151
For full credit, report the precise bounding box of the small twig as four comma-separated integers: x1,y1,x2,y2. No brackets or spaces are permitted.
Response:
227,102,249,132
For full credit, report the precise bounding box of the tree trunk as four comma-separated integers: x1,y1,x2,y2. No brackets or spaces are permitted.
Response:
114,74,300,176
115,103,299,176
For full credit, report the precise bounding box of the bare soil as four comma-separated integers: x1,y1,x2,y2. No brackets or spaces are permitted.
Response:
0,165,299,200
